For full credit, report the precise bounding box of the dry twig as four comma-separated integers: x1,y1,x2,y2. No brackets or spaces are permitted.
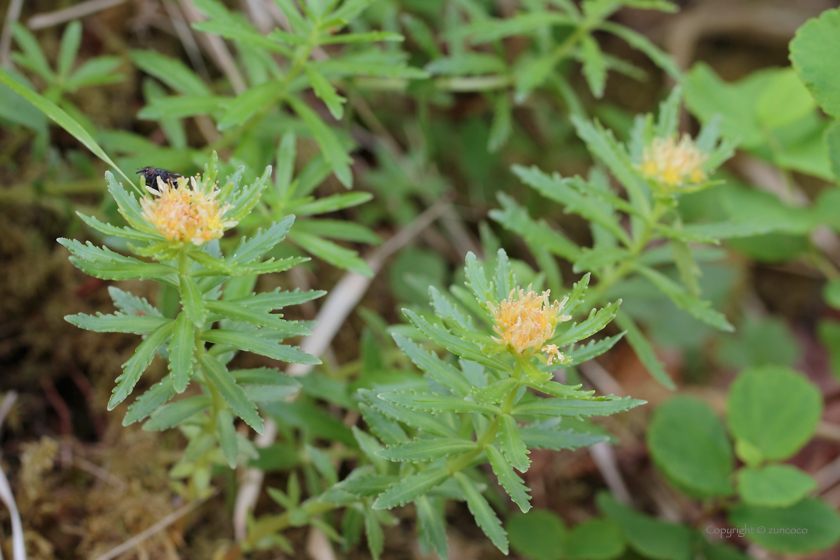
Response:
91,490,218,560
28,0,128,30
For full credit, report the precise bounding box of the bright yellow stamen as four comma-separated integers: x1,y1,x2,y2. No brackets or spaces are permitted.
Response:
488,287,572,362
140,176,237,246
638,135,708,189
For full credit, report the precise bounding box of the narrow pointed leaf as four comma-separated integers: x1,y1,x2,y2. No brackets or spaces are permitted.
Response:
199,353,264,433
108,320,176,410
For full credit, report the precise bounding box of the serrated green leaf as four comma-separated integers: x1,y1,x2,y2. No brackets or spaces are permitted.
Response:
514,396,645,418
636,265,733,331
320,30,403,44
123,377,176,425
416,496,448,560
372,467,450,509
229,287,325,311
464,252,492,304
565,333,625,366
65,312,170,334
520,427,608,450
499,415,530,472
364,506,384,560
378,438,477,463
404,309,506,371
379,390,501,415
292,192,373,215
217,409,239,467
59,239,177,282
287,94,353,187
553,301,620,347
451,12,574,43
486,445,531,513
472,378,519,405
598,21,681,80
305,65,345,120
580,34,607,98
393,333,472,397
201,329,319,364
231,216,295,263
513,165,631,247
192,18,292,56
570,117,649,214
288,229,371,276
179,274,206,327
108,320,176,410
199,353,263,433
77,212,159,242
359,390,459,439
359,403,409,445
573,246,630,273
206,300,311,336
454,472,508,554
352,426,389,474
169,312,196,393
143,395,212,431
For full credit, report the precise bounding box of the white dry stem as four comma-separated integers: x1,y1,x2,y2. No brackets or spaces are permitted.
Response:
28,0,128,29
233,199,453,539
178,0,246,94
161,0,210,81
0,392,24,560
577,362,633,505
0,0,23,68
306,526,337,560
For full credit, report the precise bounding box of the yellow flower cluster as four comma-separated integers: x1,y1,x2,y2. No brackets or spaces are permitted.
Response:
489,288,571,365
140,176,237,246
638,135,708,190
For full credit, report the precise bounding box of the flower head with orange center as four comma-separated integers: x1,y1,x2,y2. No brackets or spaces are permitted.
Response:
488,287,572,364
140,176,237,246
637,134,708,192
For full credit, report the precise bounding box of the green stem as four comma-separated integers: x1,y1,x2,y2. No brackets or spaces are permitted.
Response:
246,498,338,545
588,200,669,304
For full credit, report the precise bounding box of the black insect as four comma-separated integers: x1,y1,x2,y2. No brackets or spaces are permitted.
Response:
136,167,182,188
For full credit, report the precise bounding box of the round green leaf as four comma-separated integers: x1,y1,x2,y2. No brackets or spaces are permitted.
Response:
565,518,625,560
728,498,840,553
648,396,734,497
736,465,817,508
703,542,750,560
755,69,816,129
597,492,694,560
727,366,822,461
506,510,566,560
790,8,840,118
